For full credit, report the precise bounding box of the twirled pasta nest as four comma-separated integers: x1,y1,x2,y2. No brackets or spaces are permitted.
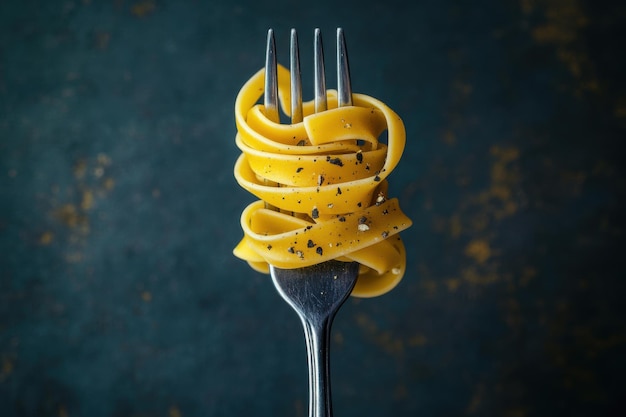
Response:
233,65,412,297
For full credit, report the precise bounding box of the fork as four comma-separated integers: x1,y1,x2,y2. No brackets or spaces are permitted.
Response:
265,28,360,417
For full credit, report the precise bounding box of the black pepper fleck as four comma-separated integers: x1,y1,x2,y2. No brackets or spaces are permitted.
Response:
316,247,323,256
288,247,295,253
328,157,343,166
296,167,304,173
307,240,316,248
311,207,319,219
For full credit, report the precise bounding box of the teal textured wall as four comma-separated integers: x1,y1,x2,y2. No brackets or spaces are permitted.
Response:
1,0,625,416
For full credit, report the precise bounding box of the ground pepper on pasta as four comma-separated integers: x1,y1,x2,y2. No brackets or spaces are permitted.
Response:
233,64,412,297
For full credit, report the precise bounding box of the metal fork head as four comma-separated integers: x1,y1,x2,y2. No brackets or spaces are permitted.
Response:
264,29,359,417
264,28,353,124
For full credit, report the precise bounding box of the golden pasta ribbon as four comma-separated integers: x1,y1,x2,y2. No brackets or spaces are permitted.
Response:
233,64,412,297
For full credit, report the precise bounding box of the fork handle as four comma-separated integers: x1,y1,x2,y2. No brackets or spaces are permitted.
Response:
302,317,335,417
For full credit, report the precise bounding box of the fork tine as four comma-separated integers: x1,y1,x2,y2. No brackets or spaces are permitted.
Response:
337,27,353,107
314,28,327,113
264,29,280,123
290,29,303,124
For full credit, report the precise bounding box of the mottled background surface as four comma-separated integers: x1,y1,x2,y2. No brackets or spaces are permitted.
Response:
1,0,625,416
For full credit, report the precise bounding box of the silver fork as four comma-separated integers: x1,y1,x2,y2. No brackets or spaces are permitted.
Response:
265,28,359,417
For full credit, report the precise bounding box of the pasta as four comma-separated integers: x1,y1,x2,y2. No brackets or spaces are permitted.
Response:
233,64,412,297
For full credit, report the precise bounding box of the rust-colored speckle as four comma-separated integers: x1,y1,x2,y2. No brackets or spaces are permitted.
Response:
168,406,182,417
445,278,461,292
39,231,54,245
441,129,456,146
81,189,94,210
355,313,405,356
526,0,598,97
104,178,115,190
54,204,86,229
462,266,499,285
0,357,14,381
131,0,155,17
464,239,491,264
74,159,87,179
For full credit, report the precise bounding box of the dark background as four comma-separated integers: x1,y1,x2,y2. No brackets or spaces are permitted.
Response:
1,0,625,416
